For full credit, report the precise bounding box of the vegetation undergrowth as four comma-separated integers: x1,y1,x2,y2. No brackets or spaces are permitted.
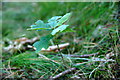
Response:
2,2,120,79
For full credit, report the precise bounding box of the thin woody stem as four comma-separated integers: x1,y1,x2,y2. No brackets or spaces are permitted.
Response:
56,44,65,64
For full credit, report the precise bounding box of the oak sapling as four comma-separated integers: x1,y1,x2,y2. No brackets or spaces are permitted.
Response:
27,13,75,53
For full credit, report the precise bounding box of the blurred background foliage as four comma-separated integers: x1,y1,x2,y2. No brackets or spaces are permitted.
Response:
2,2,116,39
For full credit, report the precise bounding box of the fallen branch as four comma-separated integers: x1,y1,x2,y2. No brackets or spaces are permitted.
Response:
3,37,70,53
3,37,39,53
50,68,76,80
41,43,69,52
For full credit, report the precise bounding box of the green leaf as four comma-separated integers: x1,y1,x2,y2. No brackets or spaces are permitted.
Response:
51,25,69,35
48,16,62,28
57,13,71,26
48,16,62,22
33,35,53,52
48,21,57,28
28,20,51,30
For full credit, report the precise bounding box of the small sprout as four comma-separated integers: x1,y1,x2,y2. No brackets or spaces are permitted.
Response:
27,13,75,52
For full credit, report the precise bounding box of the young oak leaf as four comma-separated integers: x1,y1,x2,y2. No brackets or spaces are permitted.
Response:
27,20,51,30
57,13,71,26
48,21,57,29
33,35,53,52
51,25,69,35
48,16,62,22
48,16,62,28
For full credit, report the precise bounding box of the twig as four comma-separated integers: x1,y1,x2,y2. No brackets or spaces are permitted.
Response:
30,43,70,52
62,52,99,58
3,37,39,53
41,43,70,52
74,58,115,66
38,54,60,64
1,68,19,70
50,68,76,80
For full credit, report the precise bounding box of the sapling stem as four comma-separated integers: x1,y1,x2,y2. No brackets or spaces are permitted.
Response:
56,44,65,64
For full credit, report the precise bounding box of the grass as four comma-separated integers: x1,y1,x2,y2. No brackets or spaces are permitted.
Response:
2,2,120,79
